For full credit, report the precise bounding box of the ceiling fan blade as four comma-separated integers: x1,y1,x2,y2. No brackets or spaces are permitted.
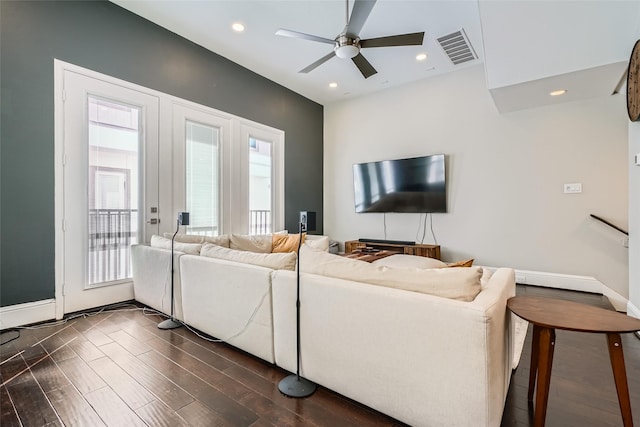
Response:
276,29,335,45
352,53,377,78
360,32,425,48
299,52,336,74
345,0,377,37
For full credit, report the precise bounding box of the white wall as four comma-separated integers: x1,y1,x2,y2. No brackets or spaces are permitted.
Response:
325,65,630,298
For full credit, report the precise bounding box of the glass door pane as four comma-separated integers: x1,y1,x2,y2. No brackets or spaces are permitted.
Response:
87,97,140,286
249,137,272,234
186,121,220,236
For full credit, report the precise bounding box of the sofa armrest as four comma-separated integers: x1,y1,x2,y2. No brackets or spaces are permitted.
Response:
131,244,184,320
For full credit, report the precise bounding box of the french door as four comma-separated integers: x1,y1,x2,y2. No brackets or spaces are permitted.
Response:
172,103,231,236
58,68,159,314
55,61,285,317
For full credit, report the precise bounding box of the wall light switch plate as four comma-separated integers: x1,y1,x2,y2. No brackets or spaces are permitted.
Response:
564,183,582,193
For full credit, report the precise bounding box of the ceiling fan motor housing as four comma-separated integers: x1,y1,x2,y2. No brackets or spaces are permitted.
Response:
334,34,360,59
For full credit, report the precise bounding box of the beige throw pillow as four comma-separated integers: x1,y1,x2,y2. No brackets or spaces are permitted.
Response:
203,235,230,248
372,254,447,269
229,234,273,253
201,243,297,270
304,235,330,251
150,235,202,255
300,246,481,302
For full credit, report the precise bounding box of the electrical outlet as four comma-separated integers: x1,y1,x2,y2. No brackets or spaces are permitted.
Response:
563,183,582,194
516,274,526,284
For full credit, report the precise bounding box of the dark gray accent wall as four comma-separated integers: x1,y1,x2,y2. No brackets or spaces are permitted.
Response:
0,0,323,307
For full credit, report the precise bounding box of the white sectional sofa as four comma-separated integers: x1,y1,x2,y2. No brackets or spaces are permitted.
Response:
272,264,515,427
180,255,276,363
131,245,186,321
131,233,516,427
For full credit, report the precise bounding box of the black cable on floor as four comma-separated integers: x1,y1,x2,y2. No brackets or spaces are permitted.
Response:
0,329,20,346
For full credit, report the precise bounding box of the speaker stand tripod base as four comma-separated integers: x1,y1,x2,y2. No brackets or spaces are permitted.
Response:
157,318,182,330
278,374,317,398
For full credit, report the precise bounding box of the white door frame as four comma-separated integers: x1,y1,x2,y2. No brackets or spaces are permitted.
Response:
237,122,285,234
55,60,160,317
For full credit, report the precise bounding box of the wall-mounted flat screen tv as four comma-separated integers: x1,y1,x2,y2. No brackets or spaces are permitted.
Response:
353,154,447,213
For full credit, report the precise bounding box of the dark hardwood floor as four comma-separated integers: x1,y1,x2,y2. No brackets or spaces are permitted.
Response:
1,285,639,426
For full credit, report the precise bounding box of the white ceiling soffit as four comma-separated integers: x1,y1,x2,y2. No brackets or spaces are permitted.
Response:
479,0,640,113
110,0,484,105
489,62,628,114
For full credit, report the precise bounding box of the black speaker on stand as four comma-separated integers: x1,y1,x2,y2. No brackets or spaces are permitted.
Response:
158,212,190,330
278,211,317,398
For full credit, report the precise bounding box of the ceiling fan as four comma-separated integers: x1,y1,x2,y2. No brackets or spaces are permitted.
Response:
275,0,424,79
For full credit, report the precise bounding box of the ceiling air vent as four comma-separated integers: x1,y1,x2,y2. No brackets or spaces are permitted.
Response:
437,29,477,65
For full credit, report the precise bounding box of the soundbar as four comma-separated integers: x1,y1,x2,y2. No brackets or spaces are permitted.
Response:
358,238,416,246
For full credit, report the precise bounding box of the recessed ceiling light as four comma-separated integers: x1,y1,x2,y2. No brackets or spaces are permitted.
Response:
232,23,245,32
329,82,338,88
549,89,567,96
416,53,428,61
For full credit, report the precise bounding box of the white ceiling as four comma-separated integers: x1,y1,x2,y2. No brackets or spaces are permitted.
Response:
111,0,640,110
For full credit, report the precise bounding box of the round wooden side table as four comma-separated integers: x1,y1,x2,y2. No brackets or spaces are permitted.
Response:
507,296,640,427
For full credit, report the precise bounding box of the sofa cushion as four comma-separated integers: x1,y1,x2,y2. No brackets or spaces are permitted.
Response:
163,232,230,248
272,233,306,253
304,235,330,251
150,235,202,255
372,254,447,269
301,247,481,301
229,234,273,253
201,243,297,270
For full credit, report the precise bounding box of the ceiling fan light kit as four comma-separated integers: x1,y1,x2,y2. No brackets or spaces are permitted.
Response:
334,35,360,59
276,0,424,79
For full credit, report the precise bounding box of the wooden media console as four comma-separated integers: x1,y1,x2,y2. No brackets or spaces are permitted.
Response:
344,240,441,260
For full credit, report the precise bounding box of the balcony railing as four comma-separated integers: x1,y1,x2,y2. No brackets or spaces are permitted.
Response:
250,209,271,235
87,208,269,285
88,208,138,285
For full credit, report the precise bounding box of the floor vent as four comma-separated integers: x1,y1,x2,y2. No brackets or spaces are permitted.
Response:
437,28,477,65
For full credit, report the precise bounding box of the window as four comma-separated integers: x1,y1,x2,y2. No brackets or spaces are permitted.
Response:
185,121,220,236
249,137,272,234
87,97,140,285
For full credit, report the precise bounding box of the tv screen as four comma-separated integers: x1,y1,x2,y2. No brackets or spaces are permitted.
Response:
353,154,446,213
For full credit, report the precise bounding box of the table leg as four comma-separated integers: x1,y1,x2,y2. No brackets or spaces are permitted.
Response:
606,333,634,427
528,325,541,401
534,327,555,427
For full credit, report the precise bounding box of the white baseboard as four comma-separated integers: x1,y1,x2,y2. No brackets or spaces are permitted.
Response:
484,267,629,312
602,287,629,313
628,300,640,319
0,299,57,330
